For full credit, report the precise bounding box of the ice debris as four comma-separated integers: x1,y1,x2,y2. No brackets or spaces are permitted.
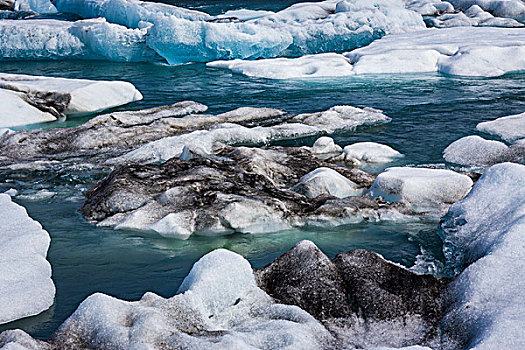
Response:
476,111,525,142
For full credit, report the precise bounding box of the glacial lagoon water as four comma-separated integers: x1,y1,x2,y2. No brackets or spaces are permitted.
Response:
0,14,524,341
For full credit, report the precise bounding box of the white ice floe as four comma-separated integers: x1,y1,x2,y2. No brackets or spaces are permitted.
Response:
0,194,55,325
116,105,390,164
208,53,355,79
21,0,425,64
1,249,332,349
440,163,525,349
0,72,142,127
476,112,525,142
367,167,473,213
443,135,510,166
342,142,402,166
428,4,523,28
293,167,365,198
0,89,57,128
210,27,525,78
0,18,159,62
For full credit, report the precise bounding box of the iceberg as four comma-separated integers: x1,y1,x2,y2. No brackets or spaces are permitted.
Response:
0,18,159,62
14,0,56,14
476,111,525,142
440,163,525,349
209,27,525,78
447,0,525,23
0,72,142,127
30,0,425,64
367,167,473,214
0,194,55,324
341,142,403,166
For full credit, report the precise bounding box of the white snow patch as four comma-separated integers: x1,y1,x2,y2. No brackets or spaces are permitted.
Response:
343,142,402,166
293,167,365,198
443,135,509,166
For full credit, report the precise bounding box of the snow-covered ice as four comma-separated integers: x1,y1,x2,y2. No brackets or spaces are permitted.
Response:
367,167,473,213
14,0,56,14
210,27,525,78
342,142,402,166
293,167,365,198
0,194,55,325
310,136,343,154
443,135,510,167
447,0,525,23
476,112,525,142
440,163,525,349
0,73,142,127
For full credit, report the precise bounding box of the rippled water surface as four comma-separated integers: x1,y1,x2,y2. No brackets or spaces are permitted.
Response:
0,2,524,339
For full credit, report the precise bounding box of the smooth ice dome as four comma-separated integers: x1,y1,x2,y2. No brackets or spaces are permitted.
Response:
310,136,343,154
343,142,402,166
443,135,510,167
0,194,55,325
293,167,365,198
210,27,525,78
0,72,142,128
440,163,525,349
476,112,525,142
367,167,473,213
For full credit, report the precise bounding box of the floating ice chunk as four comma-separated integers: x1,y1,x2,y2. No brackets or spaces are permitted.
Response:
0,194,55,324
476,112,525,142
0,18,159,62
443,135,510,167
0,72,142,117
310,136,343,154
53,0,210,29
208,53,354,79
404,0,455,15
117,105,390,164
293,167,365,198
429,4,524,27
346,27,525,77
145,16,293,64
14,0,56,14
440,163,525,349
368,167,473,213
0,89,57,128
342,142,402,166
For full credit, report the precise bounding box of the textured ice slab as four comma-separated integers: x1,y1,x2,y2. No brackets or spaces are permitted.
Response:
440,163,525,349
293,167,365,198
443,135,510,166
0,89,57,128
0,194,55,324
118,105,390,164
210,27,525,78
48,0,424,63
476,112,525,142
342,142,402,166
428,4,524,27
0,18,159,62
367,167,473,213
0,72,142,118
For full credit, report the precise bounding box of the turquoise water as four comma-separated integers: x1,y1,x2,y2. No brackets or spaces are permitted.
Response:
0,1,524,340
